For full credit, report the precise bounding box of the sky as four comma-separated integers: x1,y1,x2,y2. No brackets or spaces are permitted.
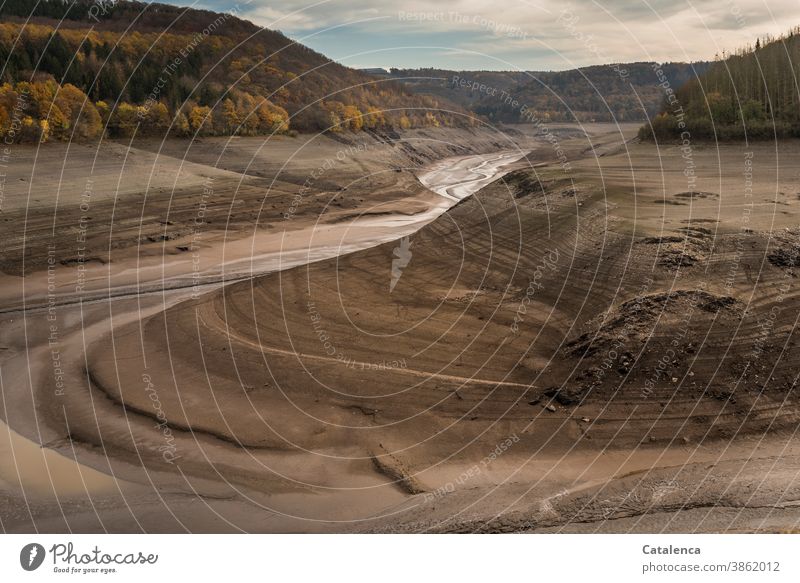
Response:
193,0,800,70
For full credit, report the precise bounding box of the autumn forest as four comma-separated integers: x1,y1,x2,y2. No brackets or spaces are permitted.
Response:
0,0,471,143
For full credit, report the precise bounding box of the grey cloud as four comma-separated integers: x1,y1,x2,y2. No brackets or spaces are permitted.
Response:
218,0,800,69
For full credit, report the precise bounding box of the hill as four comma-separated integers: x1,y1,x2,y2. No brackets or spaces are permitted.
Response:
0,0,471,142
640,28,800,140
370,62,708,124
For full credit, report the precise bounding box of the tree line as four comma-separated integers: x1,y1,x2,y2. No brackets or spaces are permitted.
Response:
0,77,292,142
640,27,800,141
0,1,470,143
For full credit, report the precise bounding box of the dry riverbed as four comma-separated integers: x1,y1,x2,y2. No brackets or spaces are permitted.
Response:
4,123,800,533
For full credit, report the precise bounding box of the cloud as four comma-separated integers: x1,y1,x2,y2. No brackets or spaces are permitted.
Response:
197,0,800,69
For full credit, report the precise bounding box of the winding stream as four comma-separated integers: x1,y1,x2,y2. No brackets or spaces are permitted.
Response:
0,149,526,501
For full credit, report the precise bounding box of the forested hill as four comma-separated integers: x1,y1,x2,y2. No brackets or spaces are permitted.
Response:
0,0,471,142
369,62,709,123
641,28,800,140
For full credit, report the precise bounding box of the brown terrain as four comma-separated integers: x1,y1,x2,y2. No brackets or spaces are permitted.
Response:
3,123,800,533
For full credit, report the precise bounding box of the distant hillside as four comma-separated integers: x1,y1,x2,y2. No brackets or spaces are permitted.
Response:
0,0,471,142
641,28,800,140
370,63,709,123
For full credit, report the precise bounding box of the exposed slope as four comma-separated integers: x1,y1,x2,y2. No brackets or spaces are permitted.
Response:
41,127,800,531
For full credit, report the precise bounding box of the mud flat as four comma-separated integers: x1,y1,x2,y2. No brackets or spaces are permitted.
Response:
0,124,551,532
0,126,545,309
6,123,800,533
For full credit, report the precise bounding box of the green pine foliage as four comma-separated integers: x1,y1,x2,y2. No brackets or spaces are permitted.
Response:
640,27,800,141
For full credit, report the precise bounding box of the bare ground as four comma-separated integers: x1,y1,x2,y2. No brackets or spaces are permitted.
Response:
4,124,800,533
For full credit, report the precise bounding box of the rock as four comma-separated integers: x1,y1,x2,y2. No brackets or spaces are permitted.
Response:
544,404,557,412
580,417,590,423
543,386,580,406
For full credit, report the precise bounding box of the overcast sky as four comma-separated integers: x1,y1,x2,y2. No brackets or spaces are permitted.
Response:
194,0,800,70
